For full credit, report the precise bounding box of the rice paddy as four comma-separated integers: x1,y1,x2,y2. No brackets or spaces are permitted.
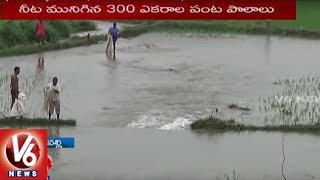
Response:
191,113,320,133
216,171,239,180
0,72,53,117
0,70,79,126
256,75,320,126
192,74,320,132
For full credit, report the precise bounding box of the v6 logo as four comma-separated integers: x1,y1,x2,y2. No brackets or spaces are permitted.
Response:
6,133,41,169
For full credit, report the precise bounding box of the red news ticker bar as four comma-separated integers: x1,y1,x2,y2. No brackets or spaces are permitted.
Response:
0,0,296,20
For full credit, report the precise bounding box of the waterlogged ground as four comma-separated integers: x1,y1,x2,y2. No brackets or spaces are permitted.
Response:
1,29,320,179
50,128,320,180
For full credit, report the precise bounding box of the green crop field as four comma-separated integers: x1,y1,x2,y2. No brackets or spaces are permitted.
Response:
270,1,320,31
125,0,320,32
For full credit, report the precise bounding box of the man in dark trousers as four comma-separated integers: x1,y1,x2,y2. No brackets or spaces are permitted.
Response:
109,22,120,54
10,66,20,109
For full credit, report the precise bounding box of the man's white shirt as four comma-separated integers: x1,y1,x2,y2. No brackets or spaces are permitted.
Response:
46,82,62,101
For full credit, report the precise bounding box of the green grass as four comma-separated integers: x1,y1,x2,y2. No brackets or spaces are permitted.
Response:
0,35,105,57
0,20,96,50
121,1,320,32
191,115,320,134
0,1,319,57
0,118,77,127
0,27,146,57
272,1,320,31
118,1,320,38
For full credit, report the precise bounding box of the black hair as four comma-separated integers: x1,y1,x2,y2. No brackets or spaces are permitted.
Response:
113,22,116,26
14,66,20,71
53,77,58,81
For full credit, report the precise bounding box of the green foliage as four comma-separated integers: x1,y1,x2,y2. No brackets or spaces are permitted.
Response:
0,34,107,57
68,20,97,32
120,1,320,32
0,20,96,49
47,21,72,38
0,21,28,48
190,114,320,133
0,118,76,127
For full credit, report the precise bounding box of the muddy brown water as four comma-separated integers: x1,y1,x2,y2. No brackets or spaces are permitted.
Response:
1,33,320,180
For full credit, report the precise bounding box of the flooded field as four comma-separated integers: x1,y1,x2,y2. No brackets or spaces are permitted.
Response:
1,32,320,179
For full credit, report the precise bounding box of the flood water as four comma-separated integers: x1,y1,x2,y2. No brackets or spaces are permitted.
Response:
1,31,320,179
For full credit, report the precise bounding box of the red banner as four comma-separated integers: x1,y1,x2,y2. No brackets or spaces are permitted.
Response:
0,0,296,20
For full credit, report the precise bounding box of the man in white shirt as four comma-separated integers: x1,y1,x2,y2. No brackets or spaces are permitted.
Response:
45,77,61,120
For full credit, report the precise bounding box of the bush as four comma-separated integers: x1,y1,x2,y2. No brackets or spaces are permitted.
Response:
44,24,60,43
47,21,71,38
0,20,97,50
69,20,96,32
17,21,38,42
0,20,61,47
0,21,28,47
0,41,7,49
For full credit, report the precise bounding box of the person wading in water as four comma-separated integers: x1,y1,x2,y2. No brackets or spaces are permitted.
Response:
45,77,62,120
36,20,46,44
10,67,20,109
109,22,120,54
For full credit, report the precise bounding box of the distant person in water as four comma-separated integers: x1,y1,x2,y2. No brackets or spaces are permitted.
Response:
36,20,45,44
45,77,62,120
109,22,120,53
10,66,20,109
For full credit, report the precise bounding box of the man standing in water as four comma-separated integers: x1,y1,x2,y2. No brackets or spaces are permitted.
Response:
10,67,20,109
109,22,120,54
45,77,62,120
36,20,45,44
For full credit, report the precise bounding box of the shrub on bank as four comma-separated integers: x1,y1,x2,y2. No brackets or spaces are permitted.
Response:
0,20,96,49
46,21,72,38
68,20,96,32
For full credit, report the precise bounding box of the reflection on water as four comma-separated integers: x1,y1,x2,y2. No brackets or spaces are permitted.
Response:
49,128,320,180
264,35,271,64
36,60,44,75
106,60,118,88
35,53,45,114
106,51,116,61
36,53,45,74
48,125,61,162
